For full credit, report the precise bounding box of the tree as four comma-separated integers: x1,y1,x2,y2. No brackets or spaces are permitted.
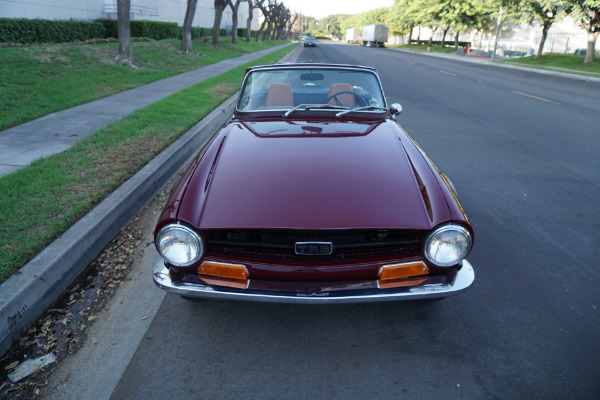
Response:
287,13,299,38
569,0,600,63
212,0,229,47
519,1,569,58
182,0,198,53
256,0,275,42
228,0,244,45
116,0,132,64
277,7,292,39
263,1,282,41
392,0,427,44
246,0,260,43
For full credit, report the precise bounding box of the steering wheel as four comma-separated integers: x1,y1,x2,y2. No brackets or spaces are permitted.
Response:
326,90,359,107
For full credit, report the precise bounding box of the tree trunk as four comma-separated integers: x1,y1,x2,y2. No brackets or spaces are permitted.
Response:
182,0,198,53
454,32,459,50
212,1,226,47
276,23,284,40
416,27,421,45
230,1,241,45
246,1,254,43
441,26,450,47
264,21,273,41
584,30,599,63
407,25,413,45
427,27,437,47
286,15,297,40
536,21,552,58
256,19,267,42
116,0,132,63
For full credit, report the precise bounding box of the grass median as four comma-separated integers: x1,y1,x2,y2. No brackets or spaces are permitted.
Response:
0,44,295,283
500,54,600,77
0,38,289,130
389,44,458,54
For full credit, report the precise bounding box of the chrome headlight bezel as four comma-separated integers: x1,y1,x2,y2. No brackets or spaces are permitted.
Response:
424,224,472,267
156,224,204,267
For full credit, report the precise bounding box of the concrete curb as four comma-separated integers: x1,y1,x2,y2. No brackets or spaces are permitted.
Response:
391,48,600,83
0,42,301,357
0,96,236,356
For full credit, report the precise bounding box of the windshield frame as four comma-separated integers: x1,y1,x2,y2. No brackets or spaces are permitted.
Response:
234,64,389,118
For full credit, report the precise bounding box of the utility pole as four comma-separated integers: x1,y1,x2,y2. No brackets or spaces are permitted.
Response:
492,1,503,62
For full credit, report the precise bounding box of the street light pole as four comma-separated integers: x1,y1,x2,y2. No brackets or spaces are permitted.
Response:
492,1,503,62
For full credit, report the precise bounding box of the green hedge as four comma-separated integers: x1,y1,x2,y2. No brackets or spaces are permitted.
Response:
131,20,178,40
96,19,118,38
0,18,105,44
236,28,259,38
97,19,178,40
191,26,208,38
0,18,229,45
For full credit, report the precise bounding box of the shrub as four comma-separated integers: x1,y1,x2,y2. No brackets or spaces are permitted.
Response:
235,29,259,38
0,18,217,45
96,19,118,38
130,20,178,40
0,18,105,44
191,26,210,39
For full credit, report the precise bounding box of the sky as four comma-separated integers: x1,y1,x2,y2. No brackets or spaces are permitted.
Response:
282,0,394,20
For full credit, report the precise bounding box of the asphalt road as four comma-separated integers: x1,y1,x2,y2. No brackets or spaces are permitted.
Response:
106,42,600,399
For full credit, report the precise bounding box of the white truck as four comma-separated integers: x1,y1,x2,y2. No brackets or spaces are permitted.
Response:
362,25,388,47
346,28,362,44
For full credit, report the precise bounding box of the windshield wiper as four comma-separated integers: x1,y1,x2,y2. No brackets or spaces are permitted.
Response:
284,104,348,118
335,106,388,118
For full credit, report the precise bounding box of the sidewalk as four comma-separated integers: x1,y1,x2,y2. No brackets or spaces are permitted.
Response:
0,42,294,177
390,47,600,83
0,42,300,357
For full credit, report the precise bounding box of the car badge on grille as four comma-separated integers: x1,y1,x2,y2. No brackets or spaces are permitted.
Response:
295,242,333,256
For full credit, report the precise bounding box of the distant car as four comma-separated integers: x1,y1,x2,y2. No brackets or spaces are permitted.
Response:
152,63,475,303
304,36,317,47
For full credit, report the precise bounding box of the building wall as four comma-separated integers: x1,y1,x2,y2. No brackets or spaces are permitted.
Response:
0,0,104,20
0,0,261,30
404,18,597,56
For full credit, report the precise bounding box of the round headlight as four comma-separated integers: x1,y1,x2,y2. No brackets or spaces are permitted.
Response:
156,224,204,267
424,224,472,267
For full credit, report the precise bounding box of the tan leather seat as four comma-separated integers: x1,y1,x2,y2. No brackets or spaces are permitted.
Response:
327,83,355,107
265,83,294,107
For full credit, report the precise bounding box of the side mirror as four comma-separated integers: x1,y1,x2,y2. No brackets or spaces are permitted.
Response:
390,103,403,116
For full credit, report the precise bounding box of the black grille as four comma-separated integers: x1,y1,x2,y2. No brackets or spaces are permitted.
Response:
204,229,422,260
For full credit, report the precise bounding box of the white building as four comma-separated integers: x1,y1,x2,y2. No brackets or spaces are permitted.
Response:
0,0,261,31
390,18,596,57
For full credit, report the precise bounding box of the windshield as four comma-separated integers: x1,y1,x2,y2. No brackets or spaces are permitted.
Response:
236,67,386,114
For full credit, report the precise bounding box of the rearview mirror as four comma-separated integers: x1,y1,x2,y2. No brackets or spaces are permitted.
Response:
300,73,324,81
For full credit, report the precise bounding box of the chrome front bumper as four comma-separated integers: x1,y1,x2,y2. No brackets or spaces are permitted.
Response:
152,259,475,304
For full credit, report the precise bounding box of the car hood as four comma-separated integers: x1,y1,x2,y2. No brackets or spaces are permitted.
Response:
177,119,451,230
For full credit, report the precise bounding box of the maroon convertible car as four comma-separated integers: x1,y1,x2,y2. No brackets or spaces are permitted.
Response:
152,63,475,303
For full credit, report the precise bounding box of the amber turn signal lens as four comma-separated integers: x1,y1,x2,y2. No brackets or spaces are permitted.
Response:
198,261,249,280
378,261,429,281
200,276,249,290
378,277,427,289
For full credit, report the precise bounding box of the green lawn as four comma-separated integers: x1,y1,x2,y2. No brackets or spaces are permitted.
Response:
0,38,290,130
501,54,600,76
0,44,295,283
